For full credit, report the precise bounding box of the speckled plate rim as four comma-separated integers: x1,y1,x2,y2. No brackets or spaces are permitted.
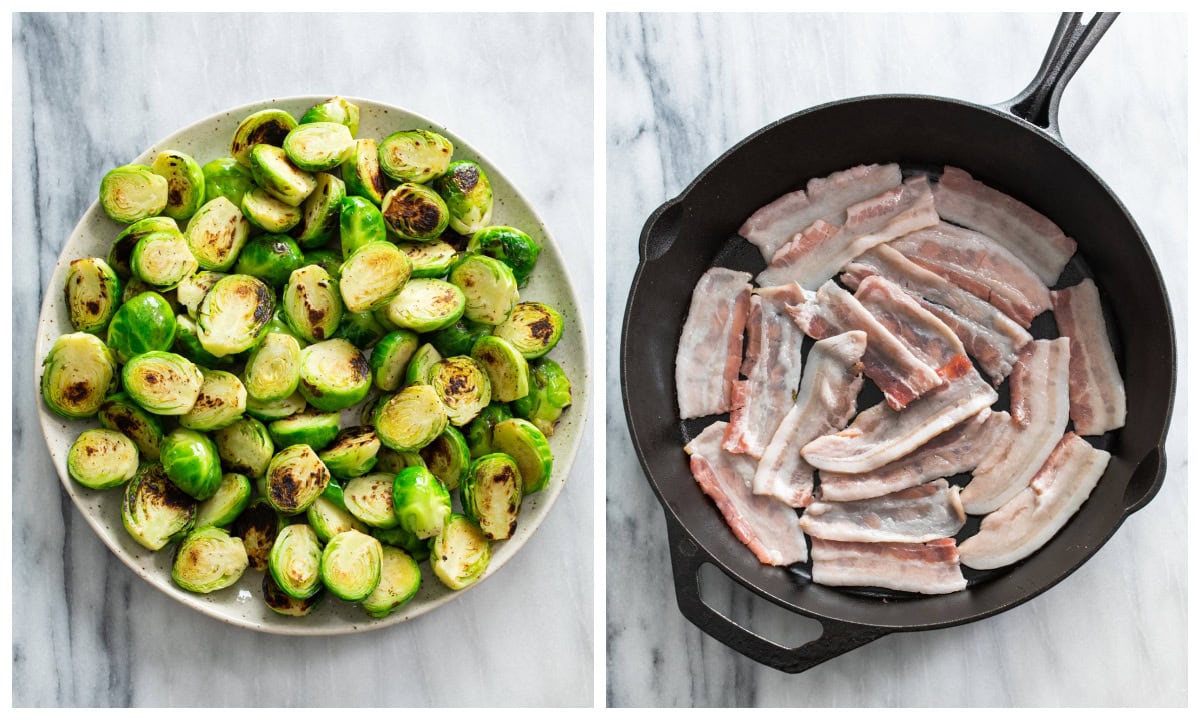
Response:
34,95,591,636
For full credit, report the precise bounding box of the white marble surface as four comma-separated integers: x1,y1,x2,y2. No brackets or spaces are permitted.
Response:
13,13,593,707
606,13,1186,707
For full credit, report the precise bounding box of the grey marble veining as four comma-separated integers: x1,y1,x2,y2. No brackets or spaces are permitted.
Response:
606,13,1186,707
13,12,594,708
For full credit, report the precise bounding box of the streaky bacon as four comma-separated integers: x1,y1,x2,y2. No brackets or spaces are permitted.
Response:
1051,279,1127,435
810,537,967,594
800,479,966,543
675,267,751,419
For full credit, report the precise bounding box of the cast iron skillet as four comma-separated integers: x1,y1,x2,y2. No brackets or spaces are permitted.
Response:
621,13,1176,674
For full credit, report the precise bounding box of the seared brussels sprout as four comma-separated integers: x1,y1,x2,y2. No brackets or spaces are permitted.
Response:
194,472,253,528
201,157,256,208
467,226,542,288
160,428,223,501
340,196,387,258
494,302,564,358
263,573,323,617
68,428,139,490
335,310,389,350
106,291,176,363
404,342,443,386
341,138,388,206
172,314,233,369
230,108,298,166
250,144,317,207
512,358,573,436
373,384,448,452
307,482,370,543
373,446,409,475
448,254,518,325
292,173,345,249
151,150,206,221
492,417,554,494
435,161,493,235
430,355,492,426
339,242,412,313
301,96,360,136
130,228,199,289
268,523,324,599
245,390,307,422
180,369,247,432
418,425,470,491
241,187,302,233
109,216,179,279
427,318,491,358
392,466,452,539
283,265,343,342
176,271,226,319
268,410,341,450
41,333,118,419
464,403,513,459
378,129,453,184
122,463,197,551
197,274,274,357
264,444,331,516
213,417,275,478
370,524,431,563
430,514,491,591
65,258,121,333
319,426,381,479
381,183,450,242
184,197,250,271
243,332,302,402
461,453,523,540
284,122,355,172
369,329,420,392
232,498,284,570
398,239,458,279
343,473,401,529
235,234,305,287
298,339,371,412
362,546,421,618
123,351,203,415
172,526,248,594
100,164,169,223
320,529,382,601
471,335,530,402
99,392,164,461
383,278,465,333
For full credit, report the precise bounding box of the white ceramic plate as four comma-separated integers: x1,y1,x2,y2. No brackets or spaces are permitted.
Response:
34,96,589,635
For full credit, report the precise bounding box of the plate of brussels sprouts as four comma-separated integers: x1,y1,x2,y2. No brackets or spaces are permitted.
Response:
35,96,588,634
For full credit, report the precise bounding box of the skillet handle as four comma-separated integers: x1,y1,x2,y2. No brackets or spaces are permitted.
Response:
665,516,891,674
996,12,1119,139
638,198,682,263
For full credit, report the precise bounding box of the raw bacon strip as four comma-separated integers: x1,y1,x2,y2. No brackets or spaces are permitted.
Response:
801,368,998,475
959,433,1110,570
686,422,809,566
843,245,1032,384
752,331,866,507
961,339,1071,515
788,280,942,411
675,267,752,419
819,409,1008,502
739,164,903,262
723,284,808,457
1052,279,1127,435
800,479,966,543
758,175,939,289
854,274,968,380
810,538,967,595
933,166,1077,285
889,222,1052,328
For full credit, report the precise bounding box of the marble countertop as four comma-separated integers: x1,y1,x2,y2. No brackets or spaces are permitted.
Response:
605,13,1186,707
13,13,593,707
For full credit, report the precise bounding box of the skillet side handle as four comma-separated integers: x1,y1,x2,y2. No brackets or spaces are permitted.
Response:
665,516,890,674
1123,446,1168,516
638,198,682,263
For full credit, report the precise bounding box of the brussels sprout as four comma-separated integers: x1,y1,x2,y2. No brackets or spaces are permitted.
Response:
123,351,202,415
461,453,523,540
194,472,253,528
418,425,470,491
263,573,323,617
268,410,341,451
378,129,454,183
232,498,284,570
301,96,360,136
320,529,382,601
268,523,324,599
264,444,331,516
397,240,458,279
373,446,408,475
184,197,250,271
384,278,465,333
369,329,420,392
467,226,543,288
392,466,452,539
98,393,164,461
494,416,554,493
339,196,388,258
105,291,176,363
151,150,206,221
307,485,370,543
250,144,317,207
430,514,491,591
41,333,118,419
160,428,223,501
243,332,302,403
335,310,389,350
430,355,492,426
236,234,305,287
435,161,493,235
201,157,256,208
179,369,247,432
130,229,199,289
337,242,411,314
64,258,121,333
122,463,197,551
343,473,401,529
381,183,450,242
302,249,341,280
298,338,371,412
172,526,248,593
448,254,519,326
109,216,179,279
513,358,572,436
471,335,530,403
494,302,564,359
241,187,302,233
258,309,305,344
404,342,443,386
245,390,307,422
341,138,388,206
464,403,513,459
289,176,343,252
319,426,381,479
213,417,274,478
196,274,274,357
373,384,448,452
175,271,226,319
230,108,298,166
362,546,421,618
171,314,233,369
67,428,139,490
370,524,431,563
425,318,487,359
100,164,169,223
283,265,343,342
283,122,355,173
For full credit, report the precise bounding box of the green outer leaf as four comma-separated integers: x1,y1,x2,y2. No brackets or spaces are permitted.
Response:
340,196,388,258
201,157,256,208
106,291,176,363
392,466,451,540
160,428,224,501
235,234,305,287
369,329,420,392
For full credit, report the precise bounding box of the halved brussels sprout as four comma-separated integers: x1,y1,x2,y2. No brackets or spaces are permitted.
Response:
373,384,448,452
243,332,302,402
284,122,355,173
466,226,542,287
42,333,117,419
418,425,470,491
383,278,465,333
319,426,381,479
393,241,455,281
123,351,202,415
464,403,513,459
307,483,370,543
65,258,121,333
494,302,564,358
392,466,452,539
151,150,206,221
99,392,164,461
172,314,233,369
340,196,387,258
264,444,331,516
362,546,421,618
160,428,223,501
245,390,307,422
430,514,491,591
130,229,199,289
197,274,274,357
426,318,489,358
292,173,345,249
250,144,317,207
109,216,179,279
176,271,226,319
512,358,573,436
378,129,453,184
232,498,284,570
448,254,518,325
263,573,323,617
370,524,431,563
201,157,256,208
430,355,492,426
320,529,382,601
373,446,408,475
236,234,305,287
298,338,371,412
404,343,443,386
435,161,493,235
172,526,248,593
194,472,253,528
106,291,176,363
268,410,341,450
100,164,169,223
461,453,523,540
471,335,530,402
184,197,250,271
341,138,388,206
257,309,304,343
241,187,302,233
343,473,401,529
68,428,139,490
492,417,554,494
213,417,275,478
122,463,196,551
268,523,324,599
335,310,389,350
381,183,450,242
283,265,343,342
180,369,247,432
369,329,420,392
339,242,412,313
230,108,298,166
301,96,360,136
